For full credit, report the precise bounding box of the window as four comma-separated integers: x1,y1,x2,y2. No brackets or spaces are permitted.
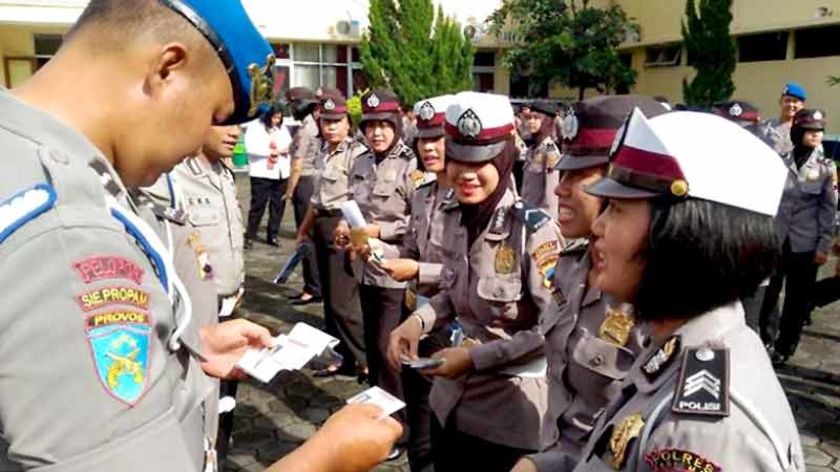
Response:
644,44,682,67
277,43,363,97
474,73,494,93
738,32,787,62
795,25,840,59
34,33,62,69
473,51,496,67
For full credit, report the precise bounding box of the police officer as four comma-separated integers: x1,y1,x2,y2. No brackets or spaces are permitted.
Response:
377,94,455,472
387,92,563,472
513,96,665,472
285,87,323,304
763,109,837,365
335,89,418,455
171,124,248,466
762,82,807,156
551,109,803,471
0,0,399,469
521,100,562,220
297,93,368,376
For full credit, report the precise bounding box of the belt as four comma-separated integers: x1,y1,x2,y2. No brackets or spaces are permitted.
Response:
316,208,342,217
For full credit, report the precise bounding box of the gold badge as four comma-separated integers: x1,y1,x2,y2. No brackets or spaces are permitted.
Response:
609,413,645,470
599,305,635,346
404,288,418,311
495,245,517,274
670,179,689,197
807,169,820,181
411,170,426,185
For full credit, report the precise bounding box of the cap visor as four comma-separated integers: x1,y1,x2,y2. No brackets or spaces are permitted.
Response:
319,112,347,121
361,112,399,124
415,127,445,139
585,177,659,199
555,154,609,171
445,138,507,163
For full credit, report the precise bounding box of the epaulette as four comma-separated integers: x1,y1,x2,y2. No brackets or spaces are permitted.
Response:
350,141,369,159
561,238,589,256
671,346,729,417
412,171,436,189
512,200,551,231
0,184,57,244
544,139,560,154
397,143,417,160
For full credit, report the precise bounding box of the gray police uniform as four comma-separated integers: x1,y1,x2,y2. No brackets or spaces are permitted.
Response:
762,118,794,156
0,91,207,471
310,137,368,367
528,242,647,470
171,155,246,309
568,302,803,472
521,136,561,220
414,190,562,452
291,114,322,297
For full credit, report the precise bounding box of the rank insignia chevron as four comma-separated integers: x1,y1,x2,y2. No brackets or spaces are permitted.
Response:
672,347,729,417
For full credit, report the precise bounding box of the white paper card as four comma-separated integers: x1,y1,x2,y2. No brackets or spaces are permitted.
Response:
236,323,340,383
346,386,406,419
341,200,367,228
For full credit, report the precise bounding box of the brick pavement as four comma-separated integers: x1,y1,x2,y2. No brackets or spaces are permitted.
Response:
225,175,840,471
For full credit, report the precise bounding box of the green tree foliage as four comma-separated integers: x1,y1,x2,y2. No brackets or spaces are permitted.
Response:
488,0,638,99
681,0,736,107
359,0,475,106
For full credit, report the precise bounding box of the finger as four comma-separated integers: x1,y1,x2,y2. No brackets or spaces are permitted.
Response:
239,321,274,347
380,416,403,440
349,402,385,419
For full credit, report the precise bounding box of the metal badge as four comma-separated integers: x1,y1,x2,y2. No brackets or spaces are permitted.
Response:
366,93,381,109
599,305,636,346
457,108,483,139
609,413,646,469
642,335,681,379
324,98,336,111
814,110,824,121
419,101,436,121
729,103,743,117
494,245,517,274
563,108,579,141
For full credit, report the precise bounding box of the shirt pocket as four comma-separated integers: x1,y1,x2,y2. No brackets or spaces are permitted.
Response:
373,179,397,197
570,331,636,381
187,205,220,227
800,180,823,196
321,167,341,182
476,273,523,318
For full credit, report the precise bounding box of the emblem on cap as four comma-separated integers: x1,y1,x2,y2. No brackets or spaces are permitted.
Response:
670,179,689,197
457,108,483,139
562,109,579,141
419,101,436,121
324,99,336,111
366,93,381,109
728,103,742,117
814,111,824,121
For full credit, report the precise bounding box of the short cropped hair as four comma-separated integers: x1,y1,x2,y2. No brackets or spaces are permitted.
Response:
635,198,780,321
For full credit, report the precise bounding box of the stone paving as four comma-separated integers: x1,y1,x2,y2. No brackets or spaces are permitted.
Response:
225,175,840,471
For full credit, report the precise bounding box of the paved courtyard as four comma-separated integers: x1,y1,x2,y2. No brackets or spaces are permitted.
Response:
225,175,840,471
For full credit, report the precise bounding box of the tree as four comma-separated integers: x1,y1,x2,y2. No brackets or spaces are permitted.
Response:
487,0,638,100
681,0,736,107
359,0,474,107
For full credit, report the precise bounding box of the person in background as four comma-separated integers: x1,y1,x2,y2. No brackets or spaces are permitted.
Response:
285,86,323,305
521,100,562,220
387,92,562,472
512,95,665,472
244,103,292,248
297,93,369,378
762,82,807,156
764,109,837,365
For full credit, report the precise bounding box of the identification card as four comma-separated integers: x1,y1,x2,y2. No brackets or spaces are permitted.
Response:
347,386,406,419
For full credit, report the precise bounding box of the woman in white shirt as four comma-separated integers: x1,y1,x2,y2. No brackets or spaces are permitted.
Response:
244,104,292,247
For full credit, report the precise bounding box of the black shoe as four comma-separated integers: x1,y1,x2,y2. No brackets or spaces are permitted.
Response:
266,238,279,247
287,292,304,300
771,351,789,367
291,294,322,306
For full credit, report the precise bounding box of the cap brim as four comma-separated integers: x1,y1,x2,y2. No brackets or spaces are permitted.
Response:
555,154,609,171
319,112,347,121
445,138,507,163
799,123,825,130
585,177,659,199
361,112,399,124
415,127,445,139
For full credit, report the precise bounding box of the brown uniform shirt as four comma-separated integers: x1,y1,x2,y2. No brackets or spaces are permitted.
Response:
521,136,561,221
311,138,368,211
415,189,563,450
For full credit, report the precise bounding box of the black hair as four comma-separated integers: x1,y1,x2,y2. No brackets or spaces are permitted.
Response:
260,104,285,131
634,198,779,321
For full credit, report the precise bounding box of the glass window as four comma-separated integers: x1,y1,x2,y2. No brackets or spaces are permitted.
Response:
738,32,787,62
795,26,840,59
336,46,350,64
644,44,682,67
351,47,361,63
294,64,320,90
34,34,62,57
294,43,320,62
474,72,495,93
473,51,496,67
352,69,369,94
273,65,291,96
322,44,339,63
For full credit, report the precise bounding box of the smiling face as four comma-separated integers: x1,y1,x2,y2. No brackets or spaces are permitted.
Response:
591,198,650,303
780,95,804,120
447,159,500,204
364,119,396,153
555,166,606,239
417,136,446,172
802,129,824,147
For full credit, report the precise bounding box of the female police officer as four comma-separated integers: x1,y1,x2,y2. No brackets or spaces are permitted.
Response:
387,92,563,472
512,96,665,472
521,100,562,220
551,109,803,471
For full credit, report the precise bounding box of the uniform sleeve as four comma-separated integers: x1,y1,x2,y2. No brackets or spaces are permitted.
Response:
817,165,838,253
415,289,455,333
292,120,318,162
399,193,422,261
527,450,577,472
379,158,418,242
417,262,443,286
0,224,199,471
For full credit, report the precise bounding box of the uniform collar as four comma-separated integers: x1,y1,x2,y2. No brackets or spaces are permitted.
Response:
633,301,744,393
482,189,516,242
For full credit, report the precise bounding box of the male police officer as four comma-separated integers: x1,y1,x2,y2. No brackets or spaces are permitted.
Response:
0,0,399,470
762,82,807,155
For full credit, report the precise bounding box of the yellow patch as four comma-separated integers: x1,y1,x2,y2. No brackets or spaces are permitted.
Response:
609,413,645,469
495,245,517,274
599,305,635,346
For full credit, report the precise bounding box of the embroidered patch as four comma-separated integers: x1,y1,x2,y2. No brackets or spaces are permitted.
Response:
495,245,517,274
539,256,559,288
672,347,730,417
644,448,722,472
0,183,57,244
642,335,681,380
76,286,150,312
187,231,213,280
531,240,560,267
73,256,145,285
85,311,152,406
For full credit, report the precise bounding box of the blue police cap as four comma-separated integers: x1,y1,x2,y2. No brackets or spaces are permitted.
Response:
782,82,807,101
160,0,274,124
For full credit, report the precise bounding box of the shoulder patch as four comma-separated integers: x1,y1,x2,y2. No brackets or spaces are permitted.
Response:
513,200,551,231
0,183,57,244
642,335,681,380
412,170,436,188
645,449,721,472
672,347,729,417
